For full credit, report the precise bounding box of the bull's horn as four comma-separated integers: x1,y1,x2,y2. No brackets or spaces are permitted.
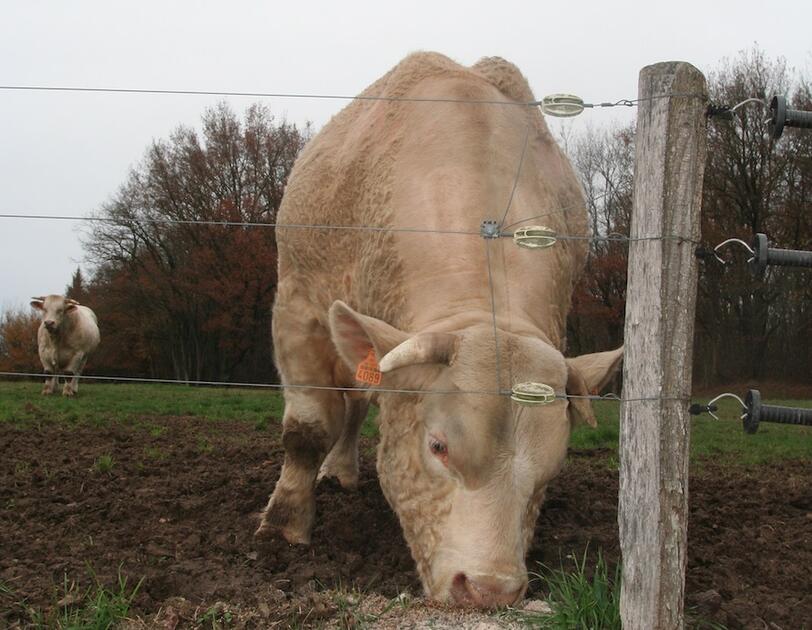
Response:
30,296,45,302
65,298,80,306
379,332,458,373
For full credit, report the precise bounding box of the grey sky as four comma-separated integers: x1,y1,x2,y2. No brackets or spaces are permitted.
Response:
1,0,810,311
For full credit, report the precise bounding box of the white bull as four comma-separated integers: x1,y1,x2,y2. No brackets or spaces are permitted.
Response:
257,52,623,607
30,295,100,396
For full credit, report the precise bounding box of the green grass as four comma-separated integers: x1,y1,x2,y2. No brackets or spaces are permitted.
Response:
0,381,284,426
92,454,114,474
22,568,142,630
520,550,621,630
570,398,812,465
2,381,809,465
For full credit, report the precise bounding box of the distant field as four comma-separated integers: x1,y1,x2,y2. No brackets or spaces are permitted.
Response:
574,398,812,465
2,380,810,465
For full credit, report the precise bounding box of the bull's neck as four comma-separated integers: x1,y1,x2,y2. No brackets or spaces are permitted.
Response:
408,308,558,347
55,310,78,339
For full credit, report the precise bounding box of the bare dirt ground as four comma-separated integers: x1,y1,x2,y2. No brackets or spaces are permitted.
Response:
1,415,810,628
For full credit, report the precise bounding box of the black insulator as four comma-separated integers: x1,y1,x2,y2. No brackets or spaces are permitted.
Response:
694,245,715,261
743,389,812,434
751,233,812,273
689,403,718,416
706,104,734,120
769,95,812,140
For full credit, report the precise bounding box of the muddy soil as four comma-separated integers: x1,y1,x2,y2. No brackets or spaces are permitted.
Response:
0,415,810,628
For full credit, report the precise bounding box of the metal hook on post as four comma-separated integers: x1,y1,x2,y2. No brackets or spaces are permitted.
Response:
711,238,755,265
689,392,747,422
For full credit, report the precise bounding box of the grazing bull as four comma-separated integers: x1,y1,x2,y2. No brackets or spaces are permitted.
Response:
30,295,100,397
257,52,623,607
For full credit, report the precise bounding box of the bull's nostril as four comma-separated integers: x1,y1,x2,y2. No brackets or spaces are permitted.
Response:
460,575,527,608
449,573,471,605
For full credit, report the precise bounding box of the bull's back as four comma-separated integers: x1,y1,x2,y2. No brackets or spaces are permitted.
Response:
276,52,586,341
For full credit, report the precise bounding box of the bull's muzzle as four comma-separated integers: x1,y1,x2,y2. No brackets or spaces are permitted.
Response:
449,572,527,608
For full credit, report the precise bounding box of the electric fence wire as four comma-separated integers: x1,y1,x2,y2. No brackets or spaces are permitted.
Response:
0,371,690,405
0,212,703,246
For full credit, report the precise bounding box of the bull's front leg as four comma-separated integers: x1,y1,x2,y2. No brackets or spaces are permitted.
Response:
256,388,344,545
62,353,87,397
41,369,57,396
318,396,368,489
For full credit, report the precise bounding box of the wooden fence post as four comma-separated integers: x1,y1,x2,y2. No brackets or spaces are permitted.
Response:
619,62,708,629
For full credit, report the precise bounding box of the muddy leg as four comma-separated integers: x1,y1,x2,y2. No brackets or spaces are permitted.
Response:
62,354,86,397
256,388,344,544
41,369,57,396
318,395,369,489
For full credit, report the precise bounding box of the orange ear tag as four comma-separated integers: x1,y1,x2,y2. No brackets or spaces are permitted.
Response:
355,348,382,386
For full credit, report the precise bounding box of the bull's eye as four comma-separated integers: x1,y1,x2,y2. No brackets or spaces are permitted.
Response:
428,435,448,465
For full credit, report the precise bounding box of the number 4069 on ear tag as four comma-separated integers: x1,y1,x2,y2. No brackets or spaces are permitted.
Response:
355,348,382,385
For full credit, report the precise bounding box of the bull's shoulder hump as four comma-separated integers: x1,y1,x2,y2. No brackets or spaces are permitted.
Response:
470,57,535,104
78,305,99,325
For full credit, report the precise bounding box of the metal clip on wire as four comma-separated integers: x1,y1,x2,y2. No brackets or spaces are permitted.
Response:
512,225,557,249
511,382,556,405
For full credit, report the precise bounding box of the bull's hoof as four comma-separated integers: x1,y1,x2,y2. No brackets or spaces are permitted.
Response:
255,495,314,545
62,388,76,398
41,389,54,396
317,459,359,490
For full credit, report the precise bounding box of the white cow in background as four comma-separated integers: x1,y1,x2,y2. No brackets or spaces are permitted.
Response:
30,295,100,396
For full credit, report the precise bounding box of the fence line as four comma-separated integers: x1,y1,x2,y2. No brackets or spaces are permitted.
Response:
0,84,711,110
0,212,705,246
0,370,692,405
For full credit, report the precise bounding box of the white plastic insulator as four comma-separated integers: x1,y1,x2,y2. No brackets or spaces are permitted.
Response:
540,94,585,118
510,382,557,405
513,225,557,249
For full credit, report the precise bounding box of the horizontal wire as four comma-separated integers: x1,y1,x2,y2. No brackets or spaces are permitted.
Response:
0,370,692,405
0,213,479,236
0,371,503,397
0,84,535,107
0,84,707,109
0,212,703,245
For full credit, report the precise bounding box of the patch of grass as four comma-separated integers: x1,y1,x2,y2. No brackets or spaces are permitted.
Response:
361,404,379,438
144,446,166,461
196,436,214,454
27,568,142,630
147,424,166,438
0,381,284,427
197,602,234,629
92,454,114,474
521,550,620,630
569,398,812,465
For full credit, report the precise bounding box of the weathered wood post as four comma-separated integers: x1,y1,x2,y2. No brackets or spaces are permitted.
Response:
619,62,707,629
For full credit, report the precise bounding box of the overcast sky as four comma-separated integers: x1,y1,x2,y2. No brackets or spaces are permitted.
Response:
1,0,810,311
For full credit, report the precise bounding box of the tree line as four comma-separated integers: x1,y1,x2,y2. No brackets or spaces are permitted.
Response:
567,47,811,387
1,48,809,388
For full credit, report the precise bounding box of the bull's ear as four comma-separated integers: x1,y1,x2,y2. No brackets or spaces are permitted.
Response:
328,301,458,386
328,301,409,371
30,297,45,311
65,299,79,312
565,346,624,427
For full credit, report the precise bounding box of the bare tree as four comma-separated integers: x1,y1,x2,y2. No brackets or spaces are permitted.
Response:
84,103,310,381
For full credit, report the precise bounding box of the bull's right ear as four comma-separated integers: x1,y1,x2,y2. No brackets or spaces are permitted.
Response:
328,301,409,371
30,297,45,311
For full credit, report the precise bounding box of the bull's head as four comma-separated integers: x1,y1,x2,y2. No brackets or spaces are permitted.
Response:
30,295,79,334
330,300,622,607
